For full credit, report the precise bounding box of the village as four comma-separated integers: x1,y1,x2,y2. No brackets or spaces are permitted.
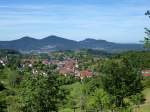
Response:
24,58,93,79
0,55,93,79
0,50,150,112
1,55,150,80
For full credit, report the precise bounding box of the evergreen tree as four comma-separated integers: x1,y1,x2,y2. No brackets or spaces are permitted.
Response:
19,65,67,112
0,82,7,112
144,10,150,50
101,59,143,108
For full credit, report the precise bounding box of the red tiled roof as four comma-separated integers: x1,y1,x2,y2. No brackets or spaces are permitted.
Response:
63,60,75,69
59,67,74,74
42,60,49,65
80,70,93,78
143,74,150,76
142,70,150,76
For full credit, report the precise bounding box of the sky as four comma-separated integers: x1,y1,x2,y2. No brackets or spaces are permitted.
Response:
0,0,149,43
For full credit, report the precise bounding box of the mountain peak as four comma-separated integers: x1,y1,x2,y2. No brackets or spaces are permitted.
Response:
84,38,97,41
42,35,76,43
81,38,107,43
19,36,36,40
42,35,64,40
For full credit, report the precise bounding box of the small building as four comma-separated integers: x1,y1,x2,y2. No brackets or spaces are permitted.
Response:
59,67,74,76
0,60,5,66
80,70,93,79
42,60,49,65
58,59,77,76
142,70,150,76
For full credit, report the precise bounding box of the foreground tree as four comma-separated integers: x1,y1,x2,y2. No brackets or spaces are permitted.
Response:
19,65,67,112
144,10,150,50
0,82,7,112
101,58,143,108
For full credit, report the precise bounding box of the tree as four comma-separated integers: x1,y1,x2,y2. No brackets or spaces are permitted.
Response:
144,10,150,50
0,82,5,91
19,67,67,112
101,59,143,108
86,89,110,111
0,82,7,112
130,93,144,106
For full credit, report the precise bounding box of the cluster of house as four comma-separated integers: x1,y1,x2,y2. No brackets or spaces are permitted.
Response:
21,59,37,68
51,59,93,79
21,58,93,79
18,58,150,79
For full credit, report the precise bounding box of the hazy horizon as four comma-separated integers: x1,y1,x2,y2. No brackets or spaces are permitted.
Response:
0,0,149,43
0,35,144,44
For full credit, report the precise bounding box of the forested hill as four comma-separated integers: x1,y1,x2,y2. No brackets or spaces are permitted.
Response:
0,35,143,52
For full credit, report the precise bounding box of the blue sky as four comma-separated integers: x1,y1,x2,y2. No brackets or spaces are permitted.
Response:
0,0,149,43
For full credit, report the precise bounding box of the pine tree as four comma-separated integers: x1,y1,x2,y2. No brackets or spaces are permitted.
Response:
144,10,150,50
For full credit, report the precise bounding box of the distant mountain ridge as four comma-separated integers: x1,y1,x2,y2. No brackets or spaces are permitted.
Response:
0,35,144,53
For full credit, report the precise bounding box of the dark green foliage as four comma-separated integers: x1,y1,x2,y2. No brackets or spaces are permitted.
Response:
101,59,143,107
19,75,58,112
0,82,7,112
114,51,150,69
83,49,111,57
0,97,7,112
0,82,5,91
7,70,22,87
130,93,145,105
143,77,150,88
57,75,78,85
144,28,150,49
19,64,68,112
144,10,150,50
0,49,20,56
7,55,22,69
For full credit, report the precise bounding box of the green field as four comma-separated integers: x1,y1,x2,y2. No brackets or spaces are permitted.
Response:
141,87,150,112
